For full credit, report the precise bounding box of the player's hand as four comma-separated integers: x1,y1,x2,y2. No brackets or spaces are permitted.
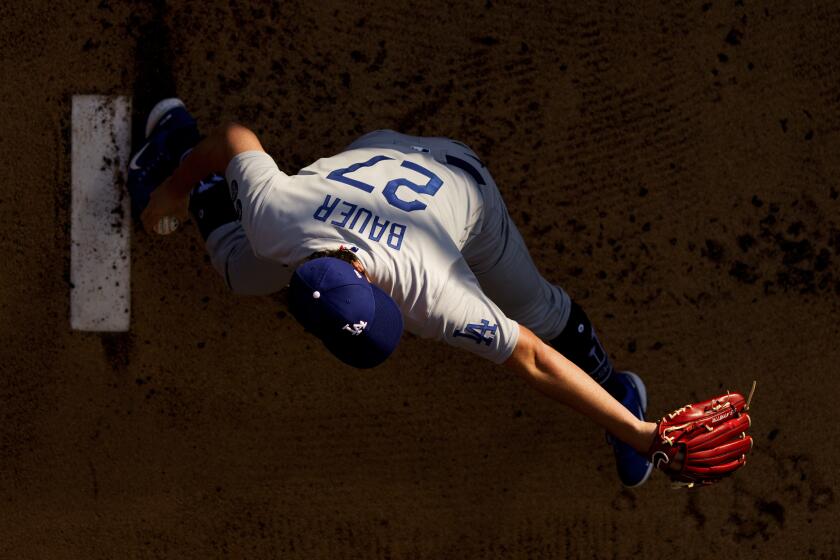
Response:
141,177,189,235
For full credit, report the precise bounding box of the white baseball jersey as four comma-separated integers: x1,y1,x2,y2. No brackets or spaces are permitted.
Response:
225,148,520,363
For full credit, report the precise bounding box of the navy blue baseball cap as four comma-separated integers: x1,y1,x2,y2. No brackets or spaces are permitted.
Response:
288,257,404,369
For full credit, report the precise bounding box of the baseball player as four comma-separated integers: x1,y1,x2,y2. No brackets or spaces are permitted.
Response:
130,99,752,488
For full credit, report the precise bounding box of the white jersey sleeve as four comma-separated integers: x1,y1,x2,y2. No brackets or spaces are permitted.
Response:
427,258,520,364
224,150,294,261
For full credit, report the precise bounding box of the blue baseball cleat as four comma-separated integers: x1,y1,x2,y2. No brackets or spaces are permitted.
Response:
128,98,200,220
606,371,654,488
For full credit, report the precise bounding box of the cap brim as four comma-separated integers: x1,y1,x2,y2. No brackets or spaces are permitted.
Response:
322,284,403,369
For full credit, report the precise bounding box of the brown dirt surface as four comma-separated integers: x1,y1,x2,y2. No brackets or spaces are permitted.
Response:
2,1,839,558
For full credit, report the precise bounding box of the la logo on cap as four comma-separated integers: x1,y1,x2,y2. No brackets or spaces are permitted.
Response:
342,321,368,336
289,257,404,368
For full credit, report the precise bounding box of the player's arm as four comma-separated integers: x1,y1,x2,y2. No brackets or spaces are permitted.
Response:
140,122,264,233
504,325,657,453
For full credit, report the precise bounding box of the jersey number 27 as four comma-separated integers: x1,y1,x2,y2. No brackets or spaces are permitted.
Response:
327,155,443,212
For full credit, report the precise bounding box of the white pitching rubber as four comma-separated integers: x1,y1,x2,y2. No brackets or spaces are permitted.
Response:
70,95,132,331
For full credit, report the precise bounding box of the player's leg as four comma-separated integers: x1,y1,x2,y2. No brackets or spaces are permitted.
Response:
128,98,290,296
464,191,620,386
460,189,574,352
455,146,652,487
189,177,291,295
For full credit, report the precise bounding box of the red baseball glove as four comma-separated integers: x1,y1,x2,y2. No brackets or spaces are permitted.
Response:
649,384,755,488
